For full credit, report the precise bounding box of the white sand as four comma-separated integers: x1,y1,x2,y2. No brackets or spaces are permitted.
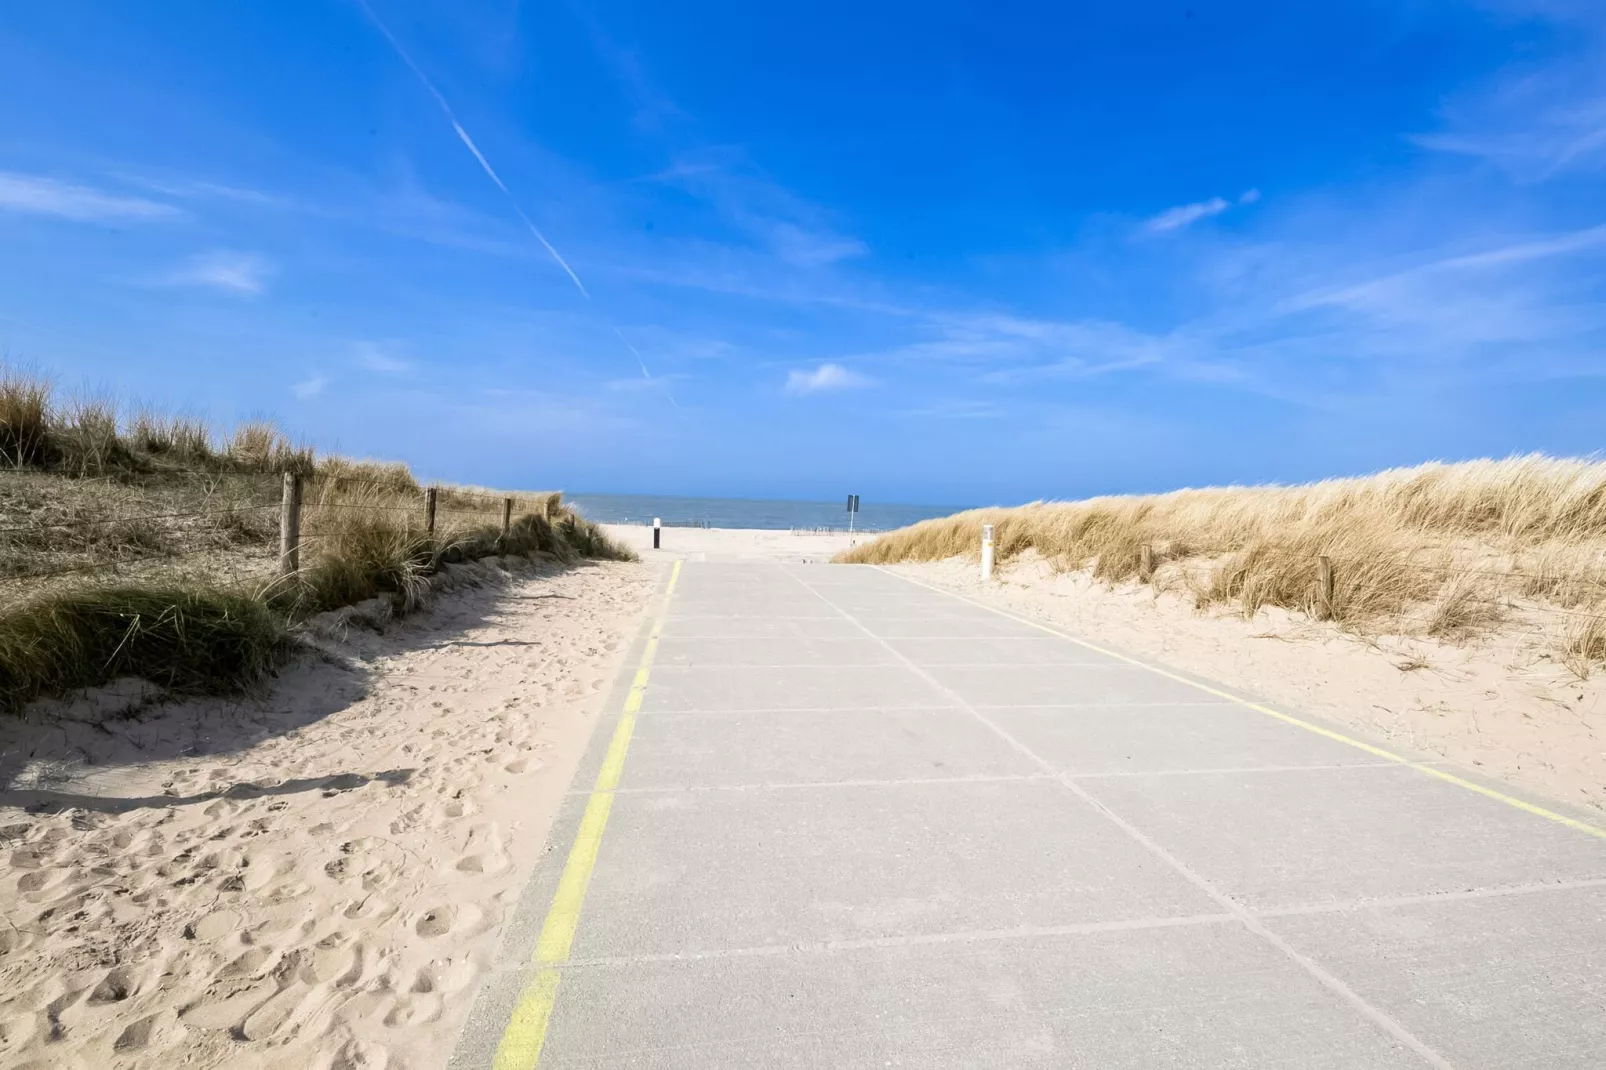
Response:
602,523,859,562
894,552,1606,813
0,557,655,1070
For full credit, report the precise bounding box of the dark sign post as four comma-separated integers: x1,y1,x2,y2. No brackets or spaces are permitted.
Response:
846,494,860,544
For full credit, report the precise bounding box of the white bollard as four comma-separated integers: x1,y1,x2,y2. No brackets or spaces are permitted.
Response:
980,523,995,581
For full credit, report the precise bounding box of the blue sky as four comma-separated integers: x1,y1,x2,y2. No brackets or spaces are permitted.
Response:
2,1,1604,504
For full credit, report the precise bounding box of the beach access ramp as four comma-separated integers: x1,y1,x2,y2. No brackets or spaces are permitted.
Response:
451,559,1606,1069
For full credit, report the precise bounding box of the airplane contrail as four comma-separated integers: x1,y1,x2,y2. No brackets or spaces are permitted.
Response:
615,327,682,408
355,0,682,411
355,0,589,298
614,327,652,379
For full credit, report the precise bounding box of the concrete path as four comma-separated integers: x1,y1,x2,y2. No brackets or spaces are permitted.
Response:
452,561,1606,1069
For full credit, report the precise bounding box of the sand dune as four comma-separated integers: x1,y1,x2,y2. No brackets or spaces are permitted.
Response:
0,557,653,1070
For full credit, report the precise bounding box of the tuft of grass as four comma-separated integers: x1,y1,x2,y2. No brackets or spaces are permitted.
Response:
130,411,214,462
1566,613,1606,679
53,394,128,476
318,456,420,492
0,585,292,715
1418,572,1504,640
227,421,315,474
289,481,433,613
1,363,52,468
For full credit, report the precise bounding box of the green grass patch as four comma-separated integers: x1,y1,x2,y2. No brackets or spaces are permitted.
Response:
0,586,293,715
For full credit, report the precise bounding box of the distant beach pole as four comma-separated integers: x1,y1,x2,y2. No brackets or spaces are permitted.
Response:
847,494,859,546
981,523,995,581
653,516,661,550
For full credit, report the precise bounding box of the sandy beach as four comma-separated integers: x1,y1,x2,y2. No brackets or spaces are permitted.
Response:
5,526,1606,1068
0,557,655,1070
601,523,859,562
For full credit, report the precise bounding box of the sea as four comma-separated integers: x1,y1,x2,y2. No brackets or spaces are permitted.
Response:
564,493,965,533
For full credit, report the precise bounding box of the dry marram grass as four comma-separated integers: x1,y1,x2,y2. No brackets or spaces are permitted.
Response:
839,455,1606,674
0,363,633,713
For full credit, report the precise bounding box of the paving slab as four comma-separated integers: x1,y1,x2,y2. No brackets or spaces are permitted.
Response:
1265,883,1606,1069
618,705,1044,789
542,924,1423,1069
1082,763,1606,909
659,616,869,640
654,636,901,667
986,701,1383,776
854,614,1048,638
883,635,1123,667
575,778,1219,958
639,663,959,713
932,662,1228,705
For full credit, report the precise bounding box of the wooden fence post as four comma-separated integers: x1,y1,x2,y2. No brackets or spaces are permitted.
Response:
502,497,513,538
1140,543,1155,582
1316,555,1334,621
279,472,302,576
425,487,437,536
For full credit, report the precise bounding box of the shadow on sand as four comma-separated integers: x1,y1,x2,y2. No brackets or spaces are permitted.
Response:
0,557,621,800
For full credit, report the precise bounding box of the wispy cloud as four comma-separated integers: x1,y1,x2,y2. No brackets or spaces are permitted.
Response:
1145,189,1260,233
117,173,285,207
764,221,868,267
0,172,179,222
164,251,274,294
1285,223,1606,314
355,341,413,374
1146,196,1229,232
293,375,328,400
1412,5,1606,180
651,149,867,268
785,362,872,395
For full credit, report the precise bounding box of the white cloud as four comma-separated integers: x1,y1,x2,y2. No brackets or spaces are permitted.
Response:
785,362,872,395
293,375,328,400
1146,196,1230,232
763,221,868,267
1145,189,1262,233
168,251,273,294
355,341,412,374
0,172,179,222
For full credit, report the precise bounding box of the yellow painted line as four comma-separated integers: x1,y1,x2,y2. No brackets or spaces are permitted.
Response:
882,568,1606,841
492,560,682,1070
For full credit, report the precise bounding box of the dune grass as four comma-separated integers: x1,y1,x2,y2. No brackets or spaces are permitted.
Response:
0,586,291,714
0,363,633,715
838,455,1606,673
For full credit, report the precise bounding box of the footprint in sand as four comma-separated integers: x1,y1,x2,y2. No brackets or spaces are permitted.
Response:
222,947,273,978
327,1036,390,1069
382,991,444,1028
240,984,310,1041
187,910,242,941
413,905,461,937
112,1012,161,1053
86,966,136,1005
15,868,70,898
179,980,275,1031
